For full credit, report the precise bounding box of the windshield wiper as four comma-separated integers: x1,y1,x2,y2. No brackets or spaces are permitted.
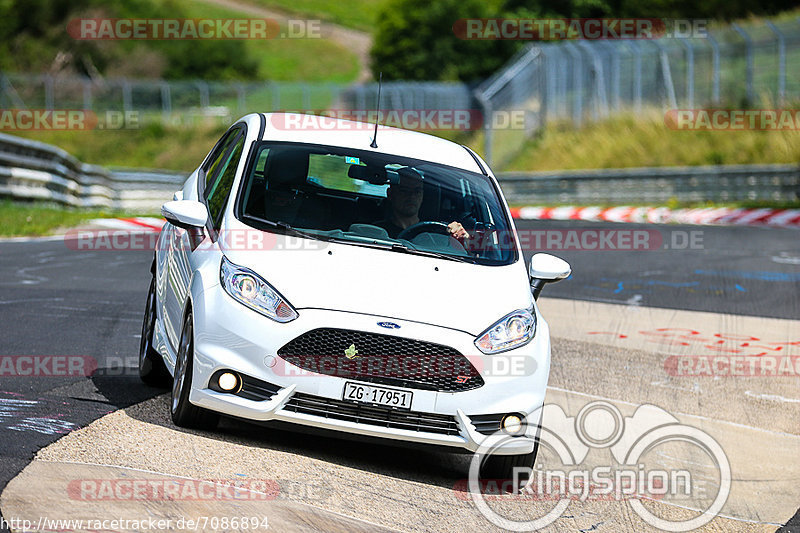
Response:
240,214,325,242
387,243,476,263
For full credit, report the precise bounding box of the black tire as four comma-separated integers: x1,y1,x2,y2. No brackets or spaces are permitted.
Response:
139,276,170,387
170,312,219,430
479,423,542,487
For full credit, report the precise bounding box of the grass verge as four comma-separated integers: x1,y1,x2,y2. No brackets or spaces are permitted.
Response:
504,111,800,171
0,200,136,237
12,122,226,172
250,0,380,33
187,0,359,82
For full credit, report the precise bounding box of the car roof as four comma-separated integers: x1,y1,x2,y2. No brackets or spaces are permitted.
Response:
248,112,485,174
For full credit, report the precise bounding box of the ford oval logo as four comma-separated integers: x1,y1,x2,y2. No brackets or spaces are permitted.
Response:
377,321,400,329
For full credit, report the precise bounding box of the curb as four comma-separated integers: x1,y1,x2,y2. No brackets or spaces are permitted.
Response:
508,206,800,227
86,217,165,231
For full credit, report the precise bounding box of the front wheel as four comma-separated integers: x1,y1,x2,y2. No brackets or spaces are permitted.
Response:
479,423,541,486
170,312,219,430
139,276,170,387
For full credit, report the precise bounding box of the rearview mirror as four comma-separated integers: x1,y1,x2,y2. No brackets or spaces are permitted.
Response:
529,253,571,300
161,200,208,230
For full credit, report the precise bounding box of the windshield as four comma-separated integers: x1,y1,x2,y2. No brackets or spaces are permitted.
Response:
236,142,518,265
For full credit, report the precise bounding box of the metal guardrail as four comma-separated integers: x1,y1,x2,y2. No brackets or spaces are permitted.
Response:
0,133,185,211
498,165,800,205
2,132,798,210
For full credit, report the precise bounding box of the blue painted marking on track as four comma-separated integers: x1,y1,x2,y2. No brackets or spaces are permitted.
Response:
613,282,624,294
694,269,800,282
735,284,746,292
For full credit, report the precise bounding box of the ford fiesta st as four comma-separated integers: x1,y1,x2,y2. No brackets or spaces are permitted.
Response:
138,112,571,479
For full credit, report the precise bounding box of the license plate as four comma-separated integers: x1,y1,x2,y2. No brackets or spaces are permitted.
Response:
342,382,413,409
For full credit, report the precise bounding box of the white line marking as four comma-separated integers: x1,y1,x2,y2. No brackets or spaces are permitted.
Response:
744,391,800,404
546,385,800,438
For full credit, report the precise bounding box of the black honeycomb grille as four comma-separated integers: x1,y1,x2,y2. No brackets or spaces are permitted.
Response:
277,328,484,392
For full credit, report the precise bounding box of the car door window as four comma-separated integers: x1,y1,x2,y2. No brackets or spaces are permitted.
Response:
203,130,238,191
206,134,245,229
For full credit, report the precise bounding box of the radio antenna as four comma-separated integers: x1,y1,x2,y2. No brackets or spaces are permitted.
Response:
370,72,382,148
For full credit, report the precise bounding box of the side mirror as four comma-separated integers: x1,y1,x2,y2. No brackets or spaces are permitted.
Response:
173,190,184,201
161,200,208,231
529,253,571,300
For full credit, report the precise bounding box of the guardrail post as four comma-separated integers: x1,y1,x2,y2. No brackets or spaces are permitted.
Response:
653,41,677,110
732,23,754,104
678,37,694,108
563,43,583,127
577,41,608,120
160,82,171,121
627,41,643,113
236,83,246,114
706,33,721,105
272,83,280,111
0,73,7,109
765,21,786,105
302,84,310,110
474,91,493,167
44,75,54,110
82,79,92,111
198,81,209,108
599,41,621,111
122,79,132,115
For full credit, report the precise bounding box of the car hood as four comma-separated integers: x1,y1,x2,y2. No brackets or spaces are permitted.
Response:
221,235,531,336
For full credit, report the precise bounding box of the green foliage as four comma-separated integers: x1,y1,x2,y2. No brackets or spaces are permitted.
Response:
0,0,258,80
371,0,519,81
371,0,800,82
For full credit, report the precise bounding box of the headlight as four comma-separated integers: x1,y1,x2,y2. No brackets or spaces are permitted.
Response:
474,308,536,354
220,256,298,322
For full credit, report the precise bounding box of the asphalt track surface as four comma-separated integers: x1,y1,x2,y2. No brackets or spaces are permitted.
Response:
0,220,797,532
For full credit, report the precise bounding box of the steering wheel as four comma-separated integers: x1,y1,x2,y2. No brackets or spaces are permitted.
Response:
396,221,451,241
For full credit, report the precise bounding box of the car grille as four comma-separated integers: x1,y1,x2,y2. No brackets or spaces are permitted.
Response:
283,392,460,436
238,375,281,402
277,328,484,392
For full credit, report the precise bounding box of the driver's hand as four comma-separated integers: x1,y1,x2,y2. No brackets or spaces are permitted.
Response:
447,221,470,240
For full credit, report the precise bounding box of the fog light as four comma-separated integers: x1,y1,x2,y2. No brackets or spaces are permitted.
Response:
502,414,524,435
218,372,239,391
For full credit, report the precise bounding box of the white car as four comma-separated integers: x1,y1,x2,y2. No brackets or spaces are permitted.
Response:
138,112,570,479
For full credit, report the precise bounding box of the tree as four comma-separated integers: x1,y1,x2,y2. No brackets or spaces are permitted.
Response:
370,0,520,82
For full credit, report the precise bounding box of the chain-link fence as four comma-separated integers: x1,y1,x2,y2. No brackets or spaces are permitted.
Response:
0,74,354,126
0,73,477,129
2,19,798,170
475,19,800,168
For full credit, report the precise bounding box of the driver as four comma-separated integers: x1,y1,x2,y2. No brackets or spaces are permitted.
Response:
374,168,469,241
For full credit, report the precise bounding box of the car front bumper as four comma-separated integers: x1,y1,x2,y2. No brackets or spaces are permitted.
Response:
184,284,551,455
